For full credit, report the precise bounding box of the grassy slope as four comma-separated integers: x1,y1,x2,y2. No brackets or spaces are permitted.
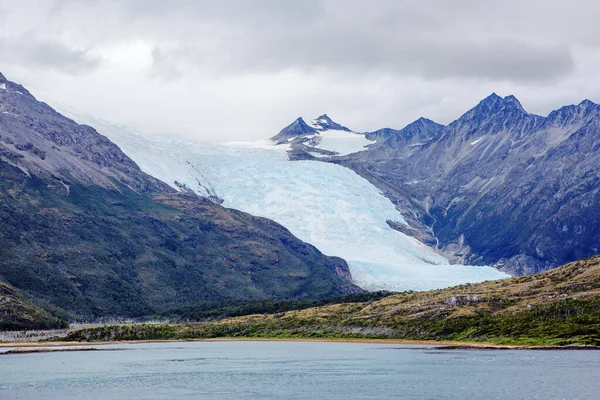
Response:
63,255,600,346
0,281,67,330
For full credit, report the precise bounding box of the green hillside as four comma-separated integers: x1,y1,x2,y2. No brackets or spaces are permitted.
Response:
0,160,358,324
64,255,600,346
0,281,67,331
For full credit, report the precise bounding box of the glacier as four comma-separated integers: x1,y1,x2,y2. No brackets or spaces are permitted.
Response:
52,103,509,291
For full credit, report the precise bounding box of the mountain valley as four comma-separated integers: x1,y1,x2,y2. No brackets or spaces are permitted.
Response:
2,70,599,333
53,104,508,293
0,73,359,327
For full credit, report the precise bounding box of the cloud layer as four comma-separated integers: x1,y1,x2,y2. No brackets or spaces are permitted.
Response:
0,0,599,140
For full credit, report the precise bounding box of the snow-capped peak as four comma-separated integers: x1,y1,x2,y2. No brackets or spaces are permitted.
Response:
272,114,353,142
271,117,318,144
271,114,374,156
306,114,352,132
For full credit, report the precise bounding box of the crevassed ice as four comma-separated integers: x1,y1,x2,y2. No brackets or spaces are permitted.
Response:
53,103,509,291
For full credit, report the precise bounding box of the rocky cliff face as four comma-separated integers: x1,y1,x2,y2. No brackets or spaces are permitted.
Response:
0,73,169,193
366,117,444,153
0,73,360,322
279,95,600,275
413,95,600,274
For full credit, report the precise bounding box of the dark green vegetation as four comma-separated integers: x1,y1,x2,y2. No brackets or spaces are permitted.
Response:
63,255,600,346
0,281,67,330
0,160,358,325
160,291,393,321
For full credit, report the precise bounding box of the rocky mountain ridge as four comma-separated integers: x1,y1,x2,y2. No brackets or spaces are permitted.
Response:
0,73,168,193
278,95,600,275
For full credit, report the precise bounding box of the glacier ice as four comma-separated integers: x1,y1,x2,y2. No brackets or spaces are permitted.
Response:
53,103,509,291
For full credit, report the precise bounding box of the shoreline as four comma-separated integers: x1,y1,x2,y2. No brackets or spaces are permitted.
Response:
1,337,598,350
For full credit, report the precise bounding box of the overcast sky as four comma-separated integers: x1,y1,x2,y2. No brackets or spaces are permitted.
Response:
1,0,599,141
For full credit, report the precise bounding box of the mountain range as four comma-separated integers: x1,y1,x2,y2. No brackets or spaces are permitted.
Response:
53,101,508,293
2,69,599,329
278,94,600,275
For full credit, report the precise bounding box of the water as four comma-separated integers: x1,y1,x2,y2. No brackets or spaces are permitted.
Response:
1,341,598,399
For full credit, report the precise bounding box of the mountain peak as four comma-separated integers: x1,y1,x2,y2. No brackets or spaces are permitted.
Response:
575,99,599,115
470,93,503,115
271,116,318,143
0,72,6,83
546,98,599,125
367,117,443,147
447,93,535,136
503,94,526,112
415,117,443,127
578,99,598,109
282,117,318,135
271,114,353,143
309,114,351,132
468,93,528,118
480,92,502,104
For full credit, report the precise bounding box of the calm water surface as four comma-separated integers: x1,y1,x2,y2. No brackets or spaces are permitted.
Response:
0,341,598,399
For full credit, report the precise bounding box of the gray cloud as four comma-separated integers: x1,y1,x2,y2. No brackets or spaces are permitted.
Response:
0,0,598,142
132,1,575,84
0,35,101,74
150,38,575,84
399,40,574,83
3,0,584,84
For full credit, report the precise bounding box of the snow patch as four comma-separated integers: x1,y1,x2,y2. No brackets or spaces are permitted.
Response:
222,139,288,151
306,151,330,159
470,137,484,145
307,119,321,129
300,130,374,156
0,83,6,90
